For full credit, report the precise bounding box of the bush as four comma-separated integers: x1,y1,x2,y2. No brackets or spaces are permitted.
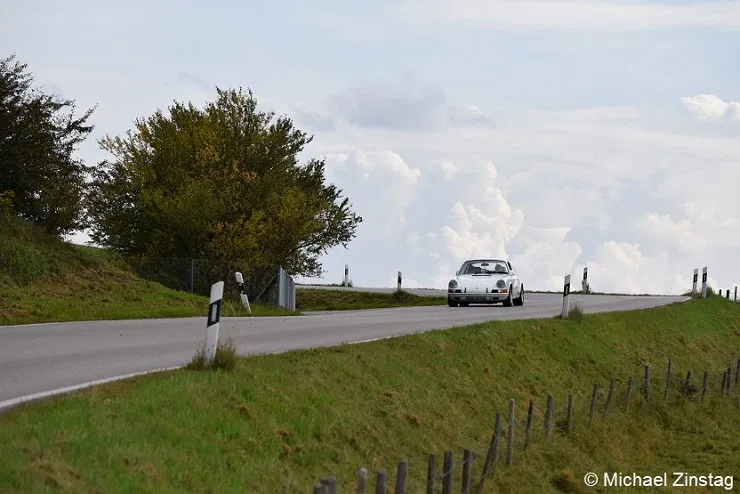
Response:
185,337,238,372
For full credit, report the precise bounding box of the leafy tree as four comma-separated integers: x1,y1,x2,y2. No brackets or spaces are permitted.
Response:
86,87,362,277
0,54,95,235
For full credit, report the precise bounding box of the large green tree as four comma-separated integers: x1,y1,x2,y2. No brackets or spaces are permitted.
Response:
0,54,96,235
86,87,362,277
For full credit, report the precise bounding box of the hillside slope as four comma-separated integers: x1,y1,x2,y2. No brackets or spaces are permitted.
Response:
0,214,284,325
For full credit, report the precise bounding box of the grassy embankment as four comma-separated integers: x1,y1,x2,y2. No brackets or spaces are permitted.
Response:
1,294,739,493
0,214,292,325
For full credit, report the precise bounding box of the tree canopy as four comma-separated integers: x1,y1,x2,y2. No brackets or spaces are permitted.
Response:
0,54,95,235
86,87,362,277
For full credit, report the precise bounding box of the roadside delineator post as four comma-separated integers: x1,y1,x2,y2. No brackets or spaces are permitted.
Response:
701,267,708,298
692,268,698,294
205,281,224,365
561,274,571,318
581,266,589,292
234,272,251,314
735,286,738,302
344,264,349,287
397,271,402,291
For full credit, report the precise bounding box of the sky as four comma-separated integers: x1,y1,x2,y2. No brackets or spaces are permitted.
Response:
3,0,739,295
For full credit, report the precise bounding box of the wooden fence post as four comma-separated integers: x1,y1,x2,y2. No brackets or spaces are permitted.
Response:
566,394,573,433
524,400,534,449
321,476,337,494
683,370,691,395
357,468,368,494
626,376,633,411
375,471,387,494
442,450,453,494
603,378,615,418
426,454,435,494
544,395,553,441
702,370,708,401
726,366,732,393
588,383,598,426
395,461,407,494
462,449,472,494
644,364,651,402
507,399,515,466
664,359,672,400
477,411,501,493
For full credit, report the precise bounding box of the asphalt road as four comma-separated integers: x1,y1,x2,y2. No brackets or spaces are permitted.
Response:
0,292,687,410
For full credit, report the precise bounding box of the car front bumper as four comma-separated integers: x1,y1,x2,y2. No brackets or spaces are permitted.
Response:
447,290,508,302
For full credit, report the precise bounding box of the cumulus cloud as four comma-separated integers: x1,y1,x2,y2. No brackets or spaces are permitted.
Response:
324,73,494,131
635,203,740,254
298,97,740,294
392,0,740,30
509,226,583,291
681,94,740,121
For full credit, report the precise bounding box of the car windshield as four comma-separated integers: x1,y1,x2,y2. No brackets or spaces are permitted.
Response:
460,260,508,275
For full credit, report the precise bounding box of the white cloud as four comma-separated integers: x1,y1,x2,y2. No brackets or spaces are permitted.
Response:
297,94,740,294
509,226,583,291
635,203,740,254
681,94,740,121
392,0,740,30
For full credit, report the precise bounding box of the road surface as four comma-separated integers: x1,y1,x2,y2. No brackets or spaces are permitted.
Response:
0,292,687,410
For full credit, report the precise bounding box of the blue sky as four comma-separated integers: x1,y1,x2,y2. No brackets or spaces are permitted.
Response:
3,0,739,294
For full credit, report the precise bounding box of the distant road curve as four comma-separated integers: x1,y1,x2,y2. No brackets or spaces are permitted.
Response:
0,290,688,411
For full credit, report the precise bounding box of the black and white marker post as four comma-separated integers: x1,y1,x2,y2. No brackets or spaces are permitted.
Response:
205,281,224,365
735,286,737,302
561,274,571,318
344,264,349,287
581,267,589,292
397,271,402,291
234,272,251,314
701,267,708,299
692,268,698,294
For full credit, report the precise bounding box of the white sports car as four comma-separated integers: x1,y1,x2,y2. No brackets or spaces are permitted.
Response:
447,258,524,307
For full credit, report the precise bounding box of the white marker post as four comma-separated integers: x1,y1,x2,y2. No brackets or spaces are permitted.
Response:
581,267,589,292
692,268,698,294
205,281,224,366
561,274,571,318
344,264,349,287
397,271,402,291
701,267,708,299
234,272,251,314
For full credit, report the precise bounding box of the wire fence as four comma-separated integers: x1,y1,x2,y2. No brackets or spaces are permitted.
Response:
311,356,740,494
125,257,295,309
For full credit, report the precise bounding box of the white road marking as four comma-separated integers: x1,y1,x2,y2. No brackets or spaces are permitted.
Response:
0,366,183,412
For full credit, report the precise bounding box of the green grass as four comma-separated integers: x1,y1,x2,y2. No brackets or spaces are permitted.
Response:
0,213,295,325
295,288,446,311
1,296,739,493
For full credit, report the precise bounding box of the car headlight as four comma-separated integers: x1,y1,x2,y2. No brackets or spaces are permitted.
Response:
448,280,458,289
496,279,505,288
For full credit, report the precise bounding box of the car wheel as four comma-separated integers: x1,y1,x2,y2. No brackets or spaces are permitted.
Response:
514,284,524,306
502,285,513,307
447,298,458,307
